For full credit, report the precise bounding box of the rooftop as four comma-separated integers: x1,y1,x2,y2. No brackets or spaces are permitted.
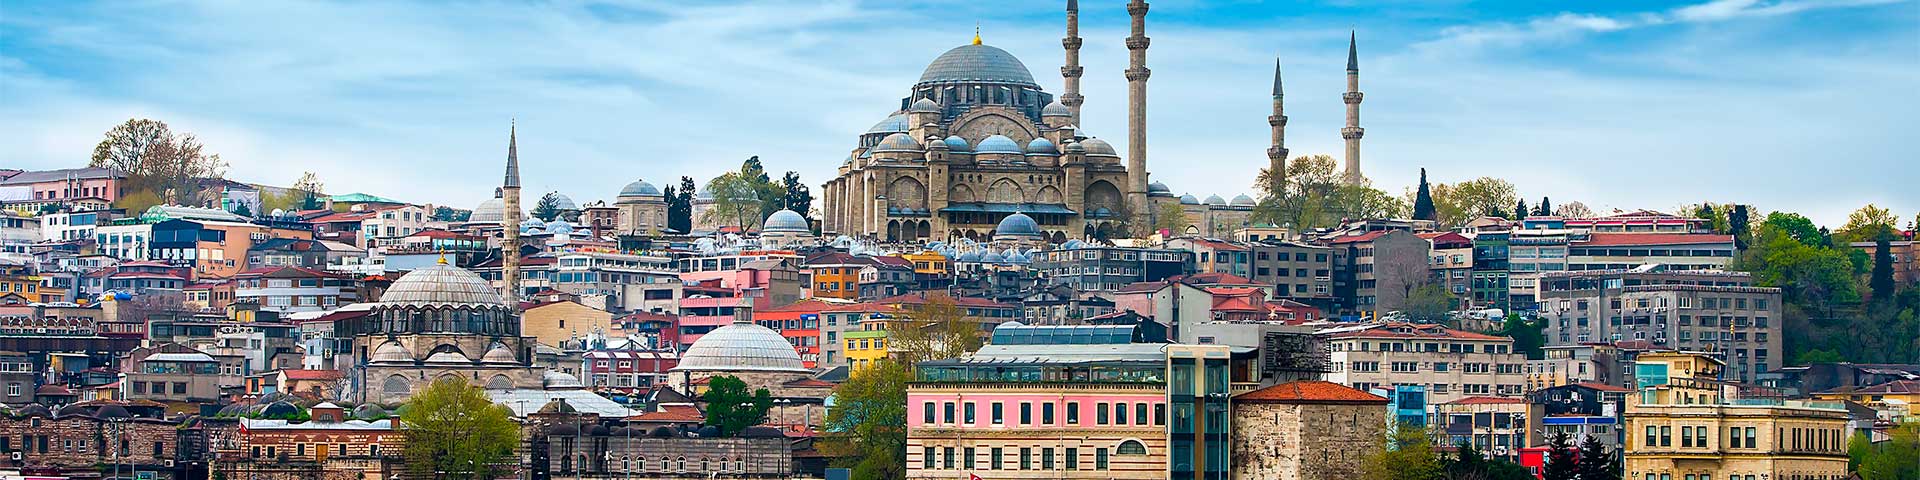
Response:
1236,380,1388,404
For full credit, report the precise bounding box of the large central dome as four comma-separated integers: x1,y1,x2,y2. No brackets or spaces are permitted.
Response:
917,44,1038,87
671,321,809,374
380,263,510,307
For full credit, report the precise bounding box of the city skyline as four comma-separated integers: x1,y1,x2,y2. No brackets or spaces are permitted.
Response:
3,0,1915,227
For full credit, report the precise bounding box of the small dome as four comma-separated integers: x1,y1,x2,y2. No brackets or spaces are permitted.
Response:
957,250,983,263
352,404,388,420
547,220,575,235
909,98,941,113
1061,239,1085,249
470,194,507,224
975,135,1022,154
1063,141,1086,154
523,217,546,229
866,113,909,134
764,209,810,233
1231,194,1256,206
671,321,810,374
1148,182,1171,194
93,405,131,419
423,350,472,365
1026,138,1058,155
261,401,300,418
943,136,971,152
371,341,411,364
981,251,1006,264
17,404,52,418
993,212,1043,239
648,426,677,438
546,423,579,436
481,343,518,364
544,371,585,388
916,44,1039,87
1204,195,1226,206
1179,194,1200,205
619,179,662,198
1079,138,1119,157
381,263,509,307
546,193,578,211
1041,100,1071,117
872,133,923,153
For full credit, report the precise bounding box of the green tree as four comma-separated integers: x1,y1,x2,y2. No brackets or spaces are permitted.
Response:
1402,283,1453,324
1575,433,1620,480
1761,212,1824,247
1514,198,1528,221
531,192,564,222
701,375,773,437
291,172,325,210
1496,315,1547,360
889,294,985,364
90,118,228,205
703,172,763,230
1871,231,1896,302
1794,349,1845,365
1534,197,1552,217
668,176,696,233
779,171,814,222
1154,201,1191,235
1730,204,1751,251
1838,203,1899,243
230,202,252,218
432,206,470,222
1542,430,1578,480
399,378,520,480
1855,423,1920,480
1360,422,1440,480
1429,177,1518,228
822,359,910,480
1412,168,1436,221
1555,201,1595,219
739,157,789,226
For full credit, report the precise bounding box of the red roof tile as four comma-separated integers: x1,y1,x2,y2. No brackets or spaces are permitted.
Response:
1236,380,1388,404
1322,230,1391,244
1581,233,1732,247
628,404,704,423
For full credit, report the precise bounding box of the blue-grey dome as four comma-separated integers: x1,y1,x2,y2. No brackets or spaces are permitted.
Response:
764,209,810,233
1231,194,1256,206
917,44,1038,87
993,212,1042,238
1061,239,1085,249
867,113,909,134
1204,194,1226,206
546,192,578,211
1179,194,1199,205
872,132,923,153
958,250,983,262
943,136,970,152
981,251,1006,264
1026,137,1058,155
620,179,662,198
1079,138,1119,157
1148,181,1171,195
975,135,1022,155
1042,100,1071,117
909,98,941,113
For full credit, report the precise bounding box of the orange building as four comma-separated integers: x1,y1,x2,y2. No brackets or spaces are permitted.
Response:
803,251,871,301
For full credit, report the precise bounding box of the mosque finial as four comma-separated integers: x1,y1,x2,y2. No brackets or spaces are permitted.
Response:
437,248,448,265
974,22,982,45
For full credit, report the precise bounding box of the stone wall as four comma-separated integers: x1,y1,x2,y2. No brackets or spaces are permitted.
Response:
1230,402,1385,480
0,414,181,479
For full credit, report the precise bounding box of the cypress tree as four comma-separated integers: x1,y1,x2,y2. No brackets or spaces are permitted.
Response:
1413,168,1436,221
1515,198,1529,220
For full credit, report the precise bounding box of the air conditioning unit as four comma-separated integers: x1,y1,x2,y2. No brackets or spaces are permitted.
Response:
10,451,21,460
164,459,175,467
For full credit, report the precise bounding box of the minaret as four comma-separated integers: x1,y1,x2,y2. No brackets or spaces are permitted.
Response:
1267,57,1289,196
1061,0,1085,124
1124,0,1151,218
501,121,522,304
1341,31,1366,185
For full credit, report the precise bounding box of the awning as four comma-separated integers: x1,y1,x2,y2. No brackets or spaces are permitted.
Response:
938,203,1078,215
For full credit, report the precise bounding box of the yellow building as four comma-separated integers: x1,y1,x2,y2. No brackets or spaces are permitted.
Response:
0,266,56,304
901,250,949,277
1625,352,1850,480
520,298,616,347
842,328,890,371
1812,379,1920,424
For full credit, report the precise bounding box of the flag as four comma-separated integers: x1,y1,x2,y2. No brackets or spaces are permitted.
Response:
969,475,983,480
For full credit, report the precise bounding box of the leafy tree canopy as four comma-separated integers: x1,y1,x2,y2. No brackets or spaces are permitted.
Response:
399,378,520,480
701,375,773,437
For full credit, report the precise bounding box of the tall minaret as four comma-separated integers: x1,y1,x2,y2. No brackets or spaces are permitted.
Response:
1061,0,1084,124
1124,0,1151,217
1267,57,1289,196
501,121,522,304
1341,31,1366,185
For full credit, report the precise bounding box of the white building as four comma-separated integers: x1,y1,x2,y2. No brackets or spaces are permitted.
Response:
1321,322,1529,405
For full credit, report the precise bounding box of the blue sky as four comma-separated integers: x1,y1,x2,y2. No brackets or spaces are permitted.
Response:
3,0,1915,227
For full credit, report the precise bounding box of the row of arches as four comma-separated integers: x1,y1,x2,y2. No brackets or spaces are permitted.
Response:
883,177,1123,211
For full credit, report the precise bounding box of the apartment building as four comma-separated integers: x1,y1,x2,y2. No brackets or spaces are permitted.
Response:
1033,244,1193,293
1320,229,1430,317
1537,267,1782,383
1321,322,1527,404
1625,353,1850,480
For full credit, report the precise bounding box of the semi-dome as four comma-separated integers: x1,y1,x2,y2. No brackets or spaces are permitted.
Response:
917,44,1038,87
424,350,472,365
1179,194,1200,205
866,113,909,134
371,341,412,364
943,136,971,152
764,209,810,233
1026,138,1058,155
1204,194,1226,206
872,132,923,153
909,98,941,113
994,212,1043,238
619,179,662,198
481,343,518,364
1079,138,1119,157
381,263,510,307
975,135,1022,155
1231,194,1256,206
1041,100,1071,117
671,321,809,373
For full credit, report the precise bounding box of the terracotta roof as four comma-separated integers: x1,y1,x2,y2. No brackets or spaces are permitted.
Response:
1569,381,1631,393
628,404,704,423
1322,230,1391,244
1171,272,1256,285
1236,380,1388,404
1180,238,1247,251
279,369,345,381
1833,379,1920,395
1580,233,1732,247
1444,396,1527,405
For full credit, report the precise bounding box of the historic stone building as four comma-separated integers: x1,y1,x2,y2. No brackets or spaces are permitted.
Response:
614,178,669,235
1229,380,1389,480
342,259,548,404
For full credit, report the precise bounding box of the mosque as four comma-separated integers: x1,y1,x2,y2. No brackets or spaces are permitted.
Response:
820,0,1368,244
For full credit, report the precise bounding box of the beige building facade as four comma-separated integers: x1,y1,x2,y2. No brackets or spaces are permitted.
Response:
1322,322,1527,403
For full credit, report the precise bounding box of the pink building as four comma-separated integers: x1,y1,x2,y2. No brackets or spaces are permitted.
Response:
0,167,125,203
672,258,803,349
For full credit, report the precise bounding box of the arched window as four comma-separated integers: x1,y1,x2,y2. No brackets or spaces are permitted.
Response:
1116,440,1148,455
382,375,411,397
678,457,686,472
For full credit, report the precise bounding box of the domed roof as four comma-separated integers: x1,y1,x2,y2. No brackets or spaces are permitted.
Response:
470,194,507,224
671,321,809,374
957,250,983,262
546,193,578,210
481,343,518,364
1079,138,1119,157
1026,137,1058,155
620,179,662,198
538,398,577,414
975,135,1022,155
371,341,411,364
764,209,810,233
909,97,941,113
544,371,585,388
872,132,923,153
866,113,909,134
943,135,970,152
994,212,1043,238
1179,194,1200,205
1231,194,1256,206
546,220,575,234
423,350,472,365
981,250,1006,264
523,217,546,230
381,263,509,307
1042,100,1071,117
917,44,1038,87
740,426,786,438
352,404,388,420
1203,194,1226,206
1148,181,1171,194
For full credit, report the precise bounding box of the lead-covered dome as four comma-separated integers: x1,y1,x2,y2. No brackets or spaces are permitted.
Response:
1041,100,1071,117
1079,138,1119,157
1231,194,1256,206
872,132,923,153
994,212,1043,239
867,113,909,134
917,44,1038,87
620,179,662,198
764,209,809,233
381,263,509,307
975,135,1022,155
671,321,809,373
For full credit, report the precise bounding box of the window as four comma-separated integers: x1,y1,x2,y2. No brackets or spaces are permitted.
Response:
1042,448,1055,470
1134,403,1148,426
943,402,955,424
1066,447,1079,470
1661,426,1672,446
1067,402,1080,424
963,447,975,469
1020,447,1032,470
991,447,1003,470
991,402,1003,425
1116,440,1147,455
1019,402,1032,425
1042,402,1056,425
944,447,955,469
1114,402,1128,425
1681,426,1693,447
924,447,936,469
1095,448,1109,470
1096,403,1109,425
1646,426,1657,448
923,402,935,423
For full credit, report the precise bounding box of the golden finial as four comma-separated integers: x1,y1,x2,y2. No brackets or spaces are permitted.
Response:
437,248,448,265
973,22,982,45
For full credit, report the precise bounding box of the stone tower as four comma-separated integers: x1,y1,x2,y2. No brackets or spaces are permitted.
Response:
1341,32,1366,185
1268,57,1289,196
501,122,522,304
1061,0,1084,124
1124,0,1151,217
